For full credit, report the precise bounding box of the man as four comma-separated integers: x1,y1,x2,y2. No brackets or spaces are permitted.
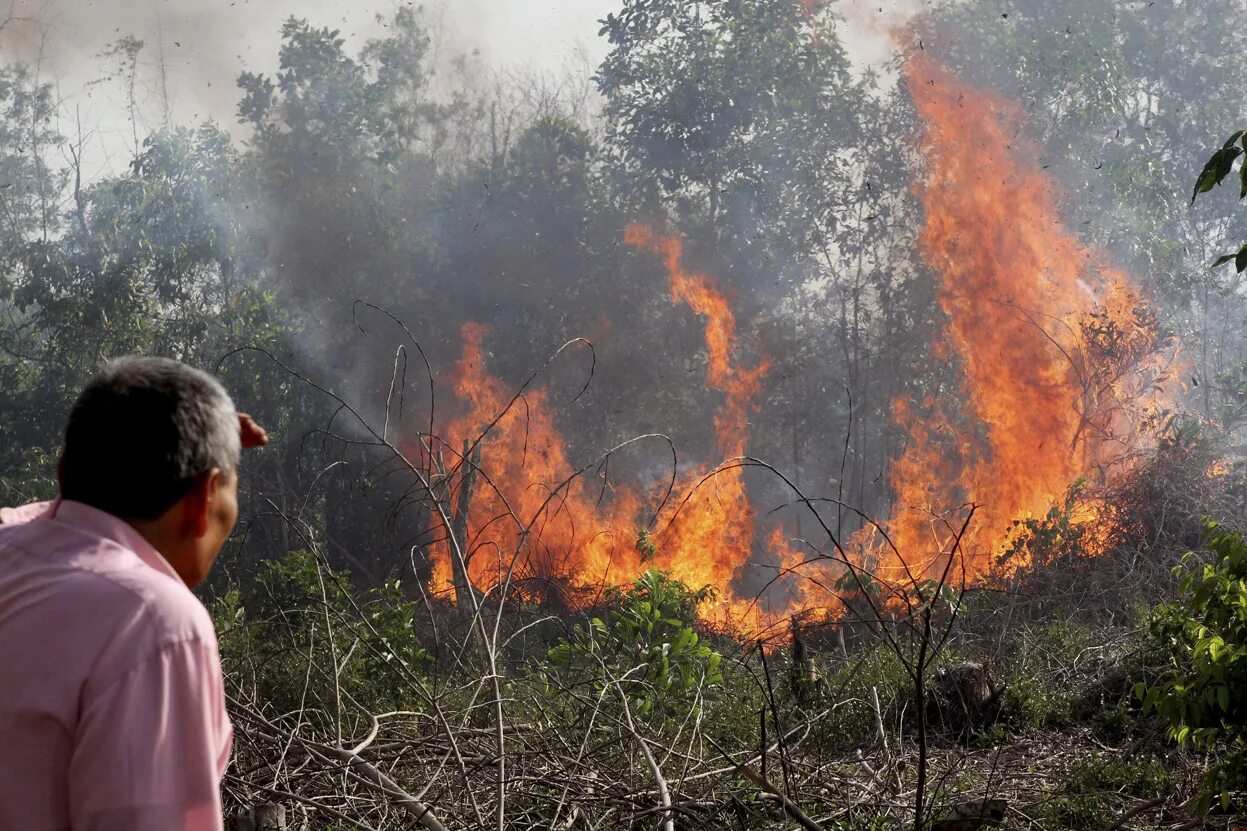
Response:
0,356,267,830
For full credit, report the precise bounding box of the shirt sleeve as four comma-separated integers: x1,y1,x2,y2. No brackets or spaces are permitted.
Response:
69,638,233,831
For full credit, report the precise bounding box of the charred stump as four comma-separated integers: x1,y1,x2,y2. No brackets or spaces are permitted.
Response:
928,662,1002,735
930,798,1007,831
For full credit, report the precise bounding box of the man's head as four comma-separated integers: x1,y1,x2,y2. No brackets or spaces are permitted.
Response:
60,356,243,587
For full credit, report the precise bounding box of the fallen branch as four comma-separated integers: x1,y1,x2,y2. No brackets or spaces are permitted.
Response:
610,676,675,831
1105,797,1165,831
706,736,824,831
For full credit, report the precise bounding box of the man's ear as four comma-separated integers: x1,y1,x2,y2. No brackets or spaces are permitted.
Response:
182,468,222,539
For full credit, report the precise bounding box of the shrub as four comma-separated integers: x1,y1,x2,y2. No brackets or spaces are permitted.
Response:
542,568,723,719
1142,521,1247,811
998,618,1091,729
212,549,430,716
1002,673,1075,729
1041,754,1169,829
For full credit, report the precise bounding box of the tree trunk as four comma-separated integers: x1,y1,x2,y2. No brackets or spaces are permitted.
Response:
448,439,482,619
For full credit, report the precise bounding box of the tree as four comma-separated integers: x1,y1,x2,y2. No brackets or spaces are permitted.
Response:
597,0,869,259
0,118,288,505
598,0,917,528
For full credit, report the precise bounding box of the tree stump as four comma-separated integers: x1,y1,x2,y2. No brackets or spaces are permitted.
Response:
228,803,286,831
929,662,1001,734
930,797,1007,831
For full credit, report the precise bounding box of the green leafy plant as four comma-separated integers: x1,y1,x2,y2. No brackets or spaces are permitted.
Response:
544,569,723,718
212,549,430,715
1141,521,1247,811
1002,673,1075,729
1041,753,1170,829
1193,130,1247,270
998,480,1099,570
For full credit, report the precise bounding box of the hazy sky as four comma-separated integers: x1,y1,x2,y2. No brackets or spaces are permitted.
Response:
0,0,919,179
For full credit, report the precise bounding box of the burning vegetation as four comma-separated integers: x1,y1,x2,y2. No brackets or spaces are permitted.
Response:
870,54,1178,580
430,224,774,628
6,0,1247,827
424,51,1190,638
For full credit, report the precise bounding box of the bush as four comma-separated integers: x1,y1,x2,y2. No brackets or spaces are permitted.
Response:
1094,702,1141,743
541,569,723,719
212,549,430,716
1002,673,1075,729
1142,521,1247,811
998,618,1092,729
1041,754,1169,829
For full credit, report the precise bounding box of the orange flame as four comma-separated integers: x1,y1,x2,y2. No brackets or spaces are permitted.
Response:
866,53,1172,583
428,322,642,598
624,224,778,627
426,52,1177,633
428,228,786,631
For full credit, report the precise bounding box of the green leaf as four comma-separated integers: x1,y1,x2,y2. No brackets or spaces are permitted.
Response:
1193,146,1243,202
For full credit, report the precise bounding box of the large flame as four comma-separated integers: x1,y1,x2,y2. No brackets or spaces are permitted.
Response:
429,227,779,628
865,53,1171,583
429,322,642,598
425,52,1175,631
622,224,770,604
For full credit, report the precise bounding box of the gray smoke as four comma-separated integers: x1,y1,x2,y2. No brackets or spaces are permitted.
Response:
0,0,615,180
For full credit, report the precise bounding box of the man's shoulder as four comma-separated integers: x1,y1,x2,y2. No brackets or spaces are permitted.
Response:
0,500,55,525
0,516,220,709
0,516,215,657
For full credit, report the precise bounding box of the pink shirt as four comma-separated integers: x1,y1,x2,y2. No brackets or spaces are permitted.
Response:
0,500,232,830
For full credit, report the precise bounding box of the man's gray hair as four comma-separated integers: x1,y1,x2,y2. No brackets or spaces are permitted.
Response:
60,356,240,520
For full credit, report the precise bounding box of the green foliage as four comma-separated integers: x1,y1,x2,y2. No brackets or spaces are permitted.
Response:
213,549,429,716
1142,522,1247,811
596,0,886,282
543,569,722,718
998,480,1098,570
1094,702,1141,743
996,618,1094,729
1193,130,1247,204
1208,360,1247,430
0,108,291,502
509,115,594,203
1041,791,1106,831
813,640,913,747
1191,127,1247,271
1003,674,1075,730
239,17,413,163
1041,754,1170,830
0,65,63,244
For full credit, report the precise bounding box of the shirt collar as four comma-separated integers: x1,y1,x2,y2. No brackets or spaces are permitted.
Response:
50,499,186,586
